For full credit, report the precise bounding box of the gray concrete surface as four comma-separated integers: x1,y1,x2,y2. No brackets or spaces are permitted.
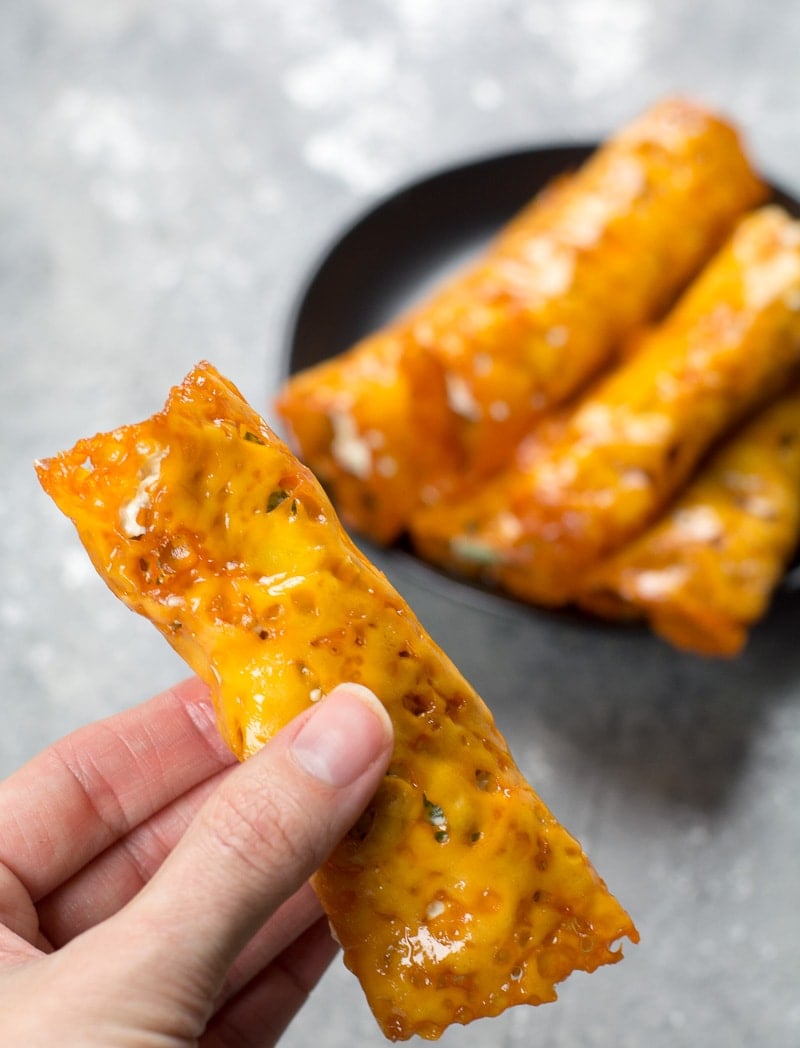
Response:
2,2,799,1045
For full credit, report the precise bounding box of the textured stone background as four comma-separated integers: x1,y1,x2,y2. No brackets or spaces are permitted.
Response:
2,2,799,1045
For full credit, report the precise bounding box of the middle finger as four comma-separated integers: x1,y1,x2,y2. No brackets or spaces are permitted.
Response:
37,764,232,946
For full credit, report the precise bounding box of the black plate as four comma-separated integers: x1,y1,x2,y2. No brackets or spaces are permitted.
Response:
283,145,800,607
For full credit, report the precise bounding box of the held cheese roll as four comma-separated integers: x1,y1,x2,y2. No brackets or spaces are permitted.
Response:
411,206,800,607
36,363,638,1042
578,384,800,657
277,96,766,543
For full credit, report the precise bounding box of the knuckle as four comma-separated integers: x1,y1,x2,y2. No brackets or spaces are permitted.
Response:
203,772,322,889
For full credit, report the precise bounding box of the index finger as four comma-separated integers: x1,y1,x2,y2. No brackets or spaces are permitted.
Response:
0,677,235,902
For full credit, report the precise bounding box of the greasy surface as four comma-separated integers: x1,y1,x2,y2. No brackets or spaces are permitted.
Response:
411,206,800,606
36,363,637,1042
277,97,766,542
8,5,800,1046
578,385,800,656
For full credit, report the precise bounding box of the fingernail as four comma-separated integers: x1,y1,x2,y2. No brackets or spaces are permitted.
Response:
291,684,393,788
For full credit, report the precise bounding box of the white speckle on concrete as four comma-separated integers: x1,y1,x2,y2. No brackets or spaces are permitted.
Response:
0,601,25,627
60,546,98,590
471,76,505,111
283,39,397,111
52,89,149,174
522,0,648,99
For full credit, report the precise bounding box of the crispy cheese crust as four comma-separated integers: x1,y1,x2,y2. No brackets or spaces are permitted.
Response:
410,207,800,607
277,97,766,542
36,363,637,1042
577,384,800,656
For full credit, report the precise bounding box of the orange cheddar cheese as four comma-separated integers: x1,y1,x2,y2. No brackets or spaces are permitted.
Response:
36,362,638,1042
411,206,800,607
578,383,800,656
277,96,767,543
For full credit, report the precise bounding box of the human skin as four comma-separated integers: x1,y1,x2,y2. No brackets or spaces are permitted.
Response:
0,677,393,1047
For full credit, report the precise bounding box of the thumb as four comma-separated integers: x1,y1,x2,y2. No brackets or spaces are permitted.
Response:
97,684,393,1008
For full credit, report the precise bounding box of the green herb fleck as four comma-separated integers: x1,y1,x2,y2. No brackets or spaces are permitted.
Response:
244,430,266,445
267,488,290,512
450,537,502,566
423,794,447,828
422,796,449,844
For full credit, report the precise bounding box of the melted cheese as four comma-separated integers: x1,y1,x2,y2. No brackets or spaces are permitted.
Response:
36,362,638,1042
579,383,800,656
278,99,767,545
119,447,167,537
329,409,372,478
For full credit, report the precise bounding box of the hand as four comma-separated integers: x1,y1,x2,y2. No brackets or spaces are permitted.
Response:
0,678,393,1046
